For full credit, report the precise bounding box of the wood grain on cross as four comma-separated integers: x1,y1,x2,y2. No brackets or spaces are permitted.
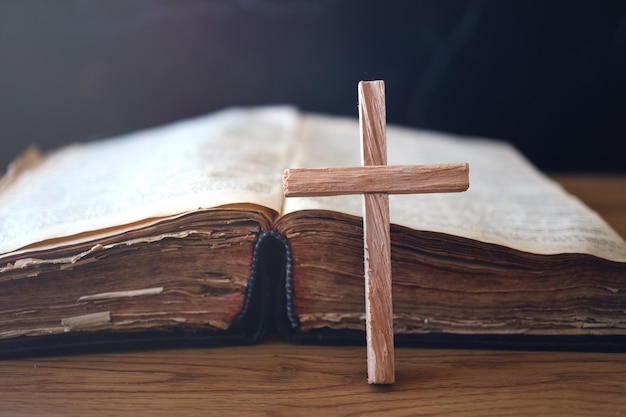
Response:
283,80,470,384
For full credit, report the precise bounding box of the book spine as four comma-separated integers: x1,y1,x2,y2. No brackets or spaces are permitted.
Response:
238,230,297,329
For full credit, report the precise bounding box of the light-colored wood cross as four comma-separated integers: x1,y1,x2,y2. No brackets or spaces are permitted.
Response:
283,80,470,384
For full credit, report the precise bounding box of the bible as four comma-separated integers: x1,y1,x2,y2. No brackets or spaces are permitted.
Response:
1,106,625,356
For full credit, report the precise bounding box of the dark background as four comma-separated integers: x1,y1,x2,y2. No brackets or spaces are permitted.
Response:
1,0,625,174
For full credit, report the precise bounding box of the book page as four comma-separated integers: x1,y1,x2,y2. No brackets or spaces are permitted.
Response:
0,107,298,255
284,114,626,263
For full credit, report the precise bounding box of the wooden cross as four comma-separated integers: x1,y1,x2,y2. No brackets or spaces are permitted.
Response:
283,80,470,384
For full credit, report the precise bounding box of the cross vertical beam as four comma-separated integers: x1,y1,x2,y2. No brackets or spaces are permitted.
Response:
359,81,394,384
282,80,469,385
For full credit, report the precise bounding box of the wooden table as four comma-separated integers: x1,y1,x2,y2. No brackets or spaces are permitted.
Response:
1,174,625,417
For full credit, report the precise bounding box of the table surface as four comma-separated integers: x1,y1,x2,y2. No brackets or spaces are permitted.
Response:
1,174,625,417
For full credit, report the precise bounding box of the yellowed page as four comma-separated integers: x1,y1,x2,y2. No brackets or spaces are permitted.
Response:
0,107,298,255
284,114,626,263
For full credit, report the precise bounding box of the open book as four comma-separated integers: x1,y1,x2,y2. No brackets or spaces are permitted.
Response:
1,106,625,356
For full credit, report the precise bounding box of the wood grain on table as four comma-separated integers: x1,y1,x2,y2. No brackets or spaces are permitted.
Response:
2,342,626,416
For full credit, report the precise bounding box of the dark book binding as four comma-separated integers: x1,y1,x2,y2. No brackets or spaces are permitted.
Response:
2,228,626,358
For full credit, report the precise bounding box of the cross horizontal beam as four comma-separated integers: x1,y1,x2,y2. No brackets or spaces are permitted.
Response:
283,163,469,197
